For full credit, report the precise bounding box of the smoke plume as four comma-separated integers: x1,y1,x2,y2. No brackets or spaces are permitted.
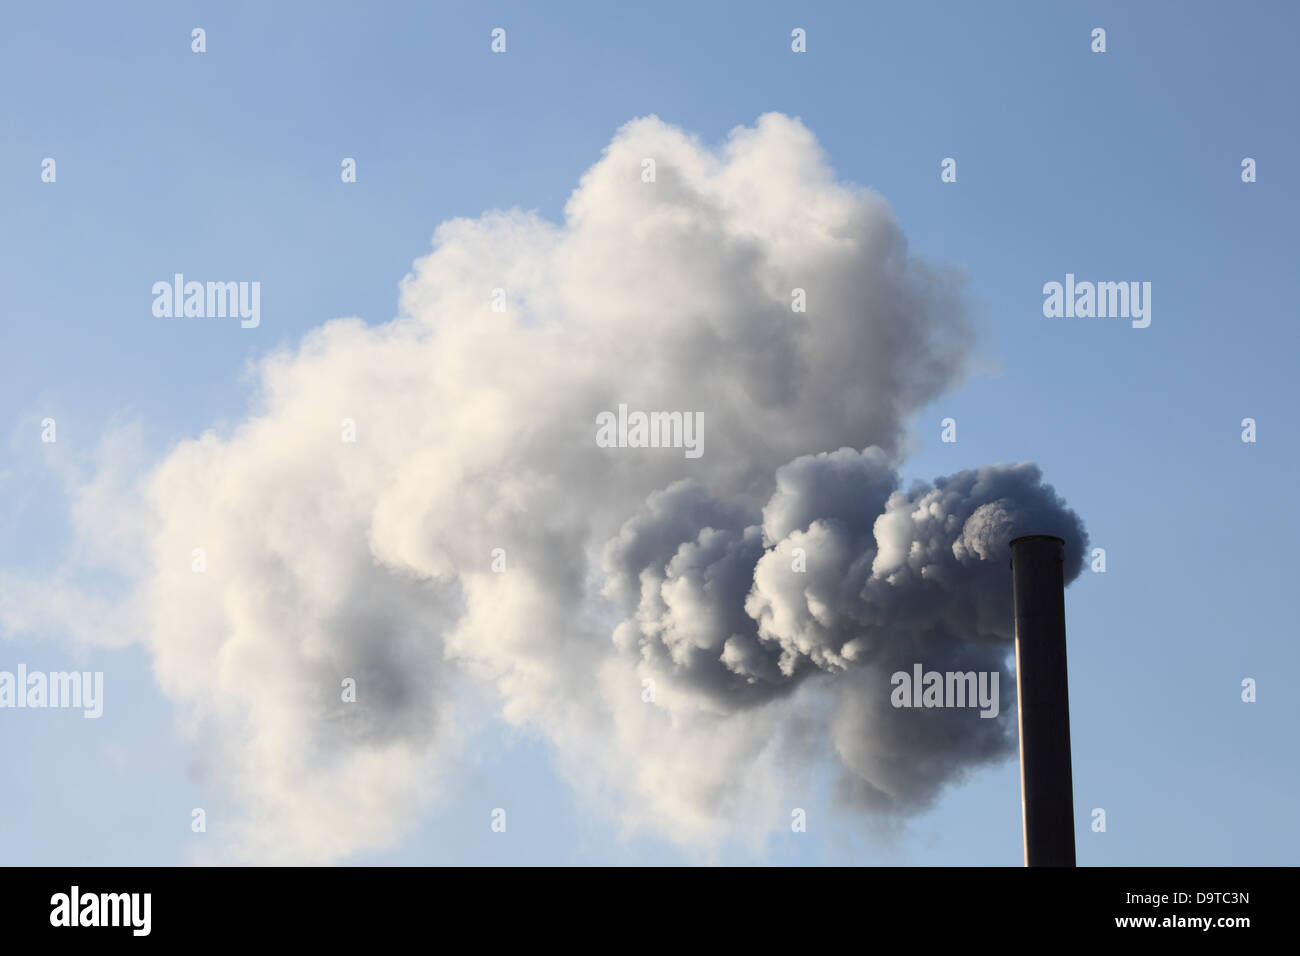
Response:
20,114,1088,860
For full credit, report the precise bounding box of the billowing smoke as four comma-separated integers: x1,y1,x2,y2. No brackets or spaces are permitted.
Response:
23,113,1087,860
605,449,1086,815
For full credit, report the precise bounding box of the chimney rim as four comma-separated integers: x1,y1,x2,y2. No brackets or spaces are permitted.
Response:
1009,534,1065,547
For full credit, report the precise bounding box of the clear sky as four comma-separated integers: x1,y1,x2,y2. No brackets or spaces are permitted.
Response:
1,1,1297,865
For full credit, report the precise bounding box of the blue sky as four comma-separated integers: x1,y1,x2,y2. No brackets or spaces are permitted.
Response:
1,1,1297,865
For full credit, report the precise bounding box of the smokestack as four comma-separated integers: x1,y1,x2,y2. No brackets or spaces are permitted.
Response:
1009,534,1076,867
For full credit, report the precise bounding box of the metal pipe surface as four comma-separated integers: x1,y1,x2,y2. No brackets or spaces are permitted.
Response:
1010,534,1076,867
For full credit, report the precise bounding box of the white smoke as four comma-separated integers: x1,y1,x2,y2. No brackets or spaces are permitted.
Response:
6,114,1087,861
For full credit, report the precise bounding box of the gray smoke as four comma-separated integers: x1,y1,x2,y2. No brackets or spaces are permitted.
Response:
606,447,1086,813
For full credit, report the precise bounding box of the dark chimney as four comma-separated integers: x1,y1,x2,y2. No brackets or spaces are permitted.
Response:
1009,534,1076,867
